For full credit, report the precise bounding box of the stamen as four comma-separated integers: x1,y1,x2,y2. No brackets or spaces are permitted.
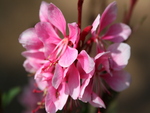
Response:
56,90,60,98
32,106,40,113
32,97,45,113
33,89,43,93
42,63,52,72
68,41,73,47
37,102,45,106
43,88,47,96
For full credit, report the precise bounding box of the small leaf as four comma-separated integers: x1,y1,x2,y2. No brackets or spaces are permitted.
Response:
140,15,147,25
2,87,21,107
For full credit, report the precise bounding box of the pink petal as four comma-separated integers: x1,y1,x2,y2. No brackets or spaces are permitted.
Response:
46,86,56,100
79,77,91,98
102,23,131,42
77,50,95,73
80,79,104,107
45,87,57,113
95,52,111,74
34,62,53,80
23,57,45,73
91,14,100,34
43,81,69,112
23,59,37,73
48,3,66,35
22,50,45,59
45,102,56,113
68,22,80,46
22,50,45,73
44,43,57,59
89,92,105,108
102,70,131,92
52,64,64,89
79,84,92,102
59,46,78,67
67,64,80,99
99,1,117,32
54,82,69,110
35,22,60,44
39,1,49,22
94,52,109,61
77,61,94,79
77,62,88,79
108,43,131,70
19,28,43,50
35,77,48,90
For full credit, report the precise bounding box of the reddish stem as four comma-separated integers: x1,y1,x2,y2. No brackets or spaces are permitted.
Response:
78,0,84,29
123,0,138,25
32,106,40,113
97,108,101,113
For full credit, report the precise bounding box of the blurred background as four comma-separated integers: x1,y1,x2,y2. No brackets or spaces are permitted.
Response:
0,0,150,113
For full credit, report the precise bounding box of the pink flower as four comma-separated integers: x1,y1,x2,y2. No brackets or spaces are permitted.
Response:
94,43,131,92
91,1,131,52
88,1,132,93
19,2,80,75
19,1,80,86
76,50,106,108
78,43,131,110
35,2,79,68
19,2,80,112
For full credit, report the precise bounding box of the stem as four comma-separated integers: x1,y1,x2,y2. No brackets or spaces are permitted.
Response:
123,0,138,43
123,0,138,25
77,0,84,29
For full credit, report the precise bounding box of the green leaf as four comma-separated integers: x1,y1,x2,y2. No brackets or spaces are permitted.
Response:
2,87,21,107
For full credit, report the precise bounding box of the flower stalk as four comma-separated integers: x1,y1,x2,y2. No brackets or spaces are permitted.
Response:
77,0,84,29
123,0,138,25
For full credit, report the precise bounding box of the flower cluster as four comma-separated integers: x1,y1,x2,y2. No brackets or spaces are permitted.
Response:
19,1,131,113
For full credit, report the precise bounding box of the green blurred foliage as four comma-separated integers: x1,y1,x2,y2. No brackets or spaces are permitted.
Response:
2,87,21,108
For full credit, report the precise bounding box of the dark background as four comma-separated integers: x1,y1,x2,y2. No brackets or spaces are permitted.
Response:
0,0,150,112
